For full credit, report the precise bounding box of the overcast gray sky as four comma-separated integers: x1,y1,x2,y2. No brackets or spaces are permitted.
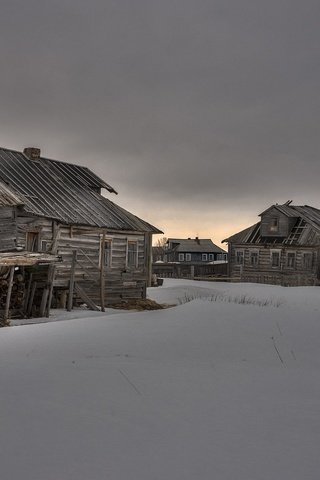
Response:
1,0,319,246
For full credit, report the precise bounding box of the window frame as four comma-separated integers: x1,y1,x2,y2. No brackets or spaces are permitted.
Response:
26,231,40,252
178,253,185,262
235,250,244,265
250,250,259,266
202,253,208,262
185,253,191,262
302,252,313,270
127,240,138,268
270,249,281,268
286,252,296,269
270,217,279,233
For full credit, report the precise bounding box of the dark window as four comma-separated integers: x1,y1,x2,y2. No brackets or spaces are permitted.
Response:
236,251,244,265
202,254,208,261
26,232,40,252
250,252,259,265
303,253,313,269
270,218,279,232
287,252,295,268
271,251,280,267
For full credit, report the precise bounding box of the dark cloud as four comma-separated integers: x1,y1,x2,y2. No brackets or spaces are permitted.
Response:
0,0,319,241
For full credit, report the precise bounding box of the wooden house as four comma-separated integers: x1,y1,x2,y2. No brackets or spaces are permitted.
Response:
222,202,320,286
163,237,227,263
0,146,161,320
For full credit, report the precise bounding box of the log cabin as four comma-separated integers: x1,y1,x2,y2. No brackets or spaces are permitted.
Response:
0,146,162,320
222,201,320,286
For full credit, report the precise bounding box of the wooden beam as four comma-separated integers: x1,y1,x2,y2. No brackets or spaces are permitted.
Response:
45,265,56,317
67,250,77,311
3,266,14,324
27,282,37,317
100,234,105,312
74,283,100,311
23,272,33,315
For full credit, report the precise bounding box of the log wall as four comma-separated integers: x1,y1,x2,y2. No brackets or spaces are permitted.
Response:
229,243,320,286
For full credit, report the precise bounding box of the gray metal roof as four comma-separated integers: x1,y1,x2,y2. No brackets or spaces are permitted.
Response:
0,181,24,206
0,147,161,233
168,238,226,253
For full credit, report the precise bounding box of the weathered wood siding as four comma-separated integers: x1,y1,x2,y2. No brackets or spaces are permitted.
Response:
229,243,320,286
15,215,149,305
260,209,297,237
0,207,17,251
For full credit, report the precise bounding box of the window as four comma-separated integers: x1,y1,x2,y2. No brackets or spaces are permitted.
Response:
271,251,280,267
303,252,313,269
103,240,112,267
287,252,296,268
202,253,208,261
178,253,185,262
127,241,138,268
270,218,279,233
250,251,259,266
209,254,214,261
185,253,191,261
235,250,244,265
26,231,40,252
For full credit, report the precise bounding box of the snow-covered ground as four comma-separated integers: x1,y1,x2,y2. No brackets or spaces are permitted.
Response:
1,279,320,480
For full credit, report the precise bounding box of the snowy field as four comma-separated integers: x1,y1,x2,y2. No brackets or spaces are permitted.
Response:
1,279,320,480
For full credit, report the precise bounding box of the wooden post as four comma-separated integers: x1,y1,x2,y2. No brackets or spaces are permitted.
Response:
190,265,195,279
67,250,77,311
39,283,49,317
3,266,15,324
145,233,153,288
27,282,37,317
100,234,105,312
45,265,56,317
23,272,33,315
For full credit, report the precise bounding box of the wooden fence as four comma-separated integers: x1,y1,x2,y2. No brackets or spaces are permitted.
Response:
152,262,228,279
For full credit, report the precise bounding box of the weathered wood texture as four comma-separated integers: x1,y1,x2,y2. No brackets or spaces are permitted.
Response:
228,244,320,286
1,206,153,313
260,209,296,237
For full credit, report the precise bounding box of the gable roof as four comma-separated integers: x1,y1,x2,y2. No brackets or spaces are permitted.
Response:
168,238,226,253
0,147,162,233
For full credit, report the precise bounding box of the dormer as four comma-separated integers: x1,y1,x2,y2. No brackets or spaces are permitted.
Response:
260,205,298,238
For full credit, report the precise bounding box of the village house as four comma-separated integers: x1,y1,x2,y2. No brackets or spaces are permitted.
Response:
223,201,320,286
163,237,227,263
152,237,228,280
0,146,161,322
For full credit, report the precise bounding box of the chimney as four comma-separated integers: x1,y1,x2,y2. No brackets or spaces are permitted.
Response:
23,147,41,160
195,236,200,244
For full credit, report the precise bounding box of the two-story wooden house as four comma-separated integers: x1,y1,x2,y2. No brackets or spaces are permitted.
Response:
0,146,162,320
164,238,227,263
223,202,320,286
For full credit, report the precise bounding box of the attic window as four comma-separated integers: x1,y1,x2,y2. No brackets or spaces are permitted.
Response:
270,218,279,232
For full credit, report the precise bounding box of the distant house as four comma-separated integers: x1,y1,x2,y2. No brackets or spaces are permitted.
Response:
163,237,227,263
0,146,161,320
222,202,320,286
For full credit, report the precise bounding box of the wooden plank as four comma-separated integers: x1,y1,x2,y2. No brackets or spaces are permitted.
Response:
74,283,100,311
67,250,77,311
100,233,105,312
